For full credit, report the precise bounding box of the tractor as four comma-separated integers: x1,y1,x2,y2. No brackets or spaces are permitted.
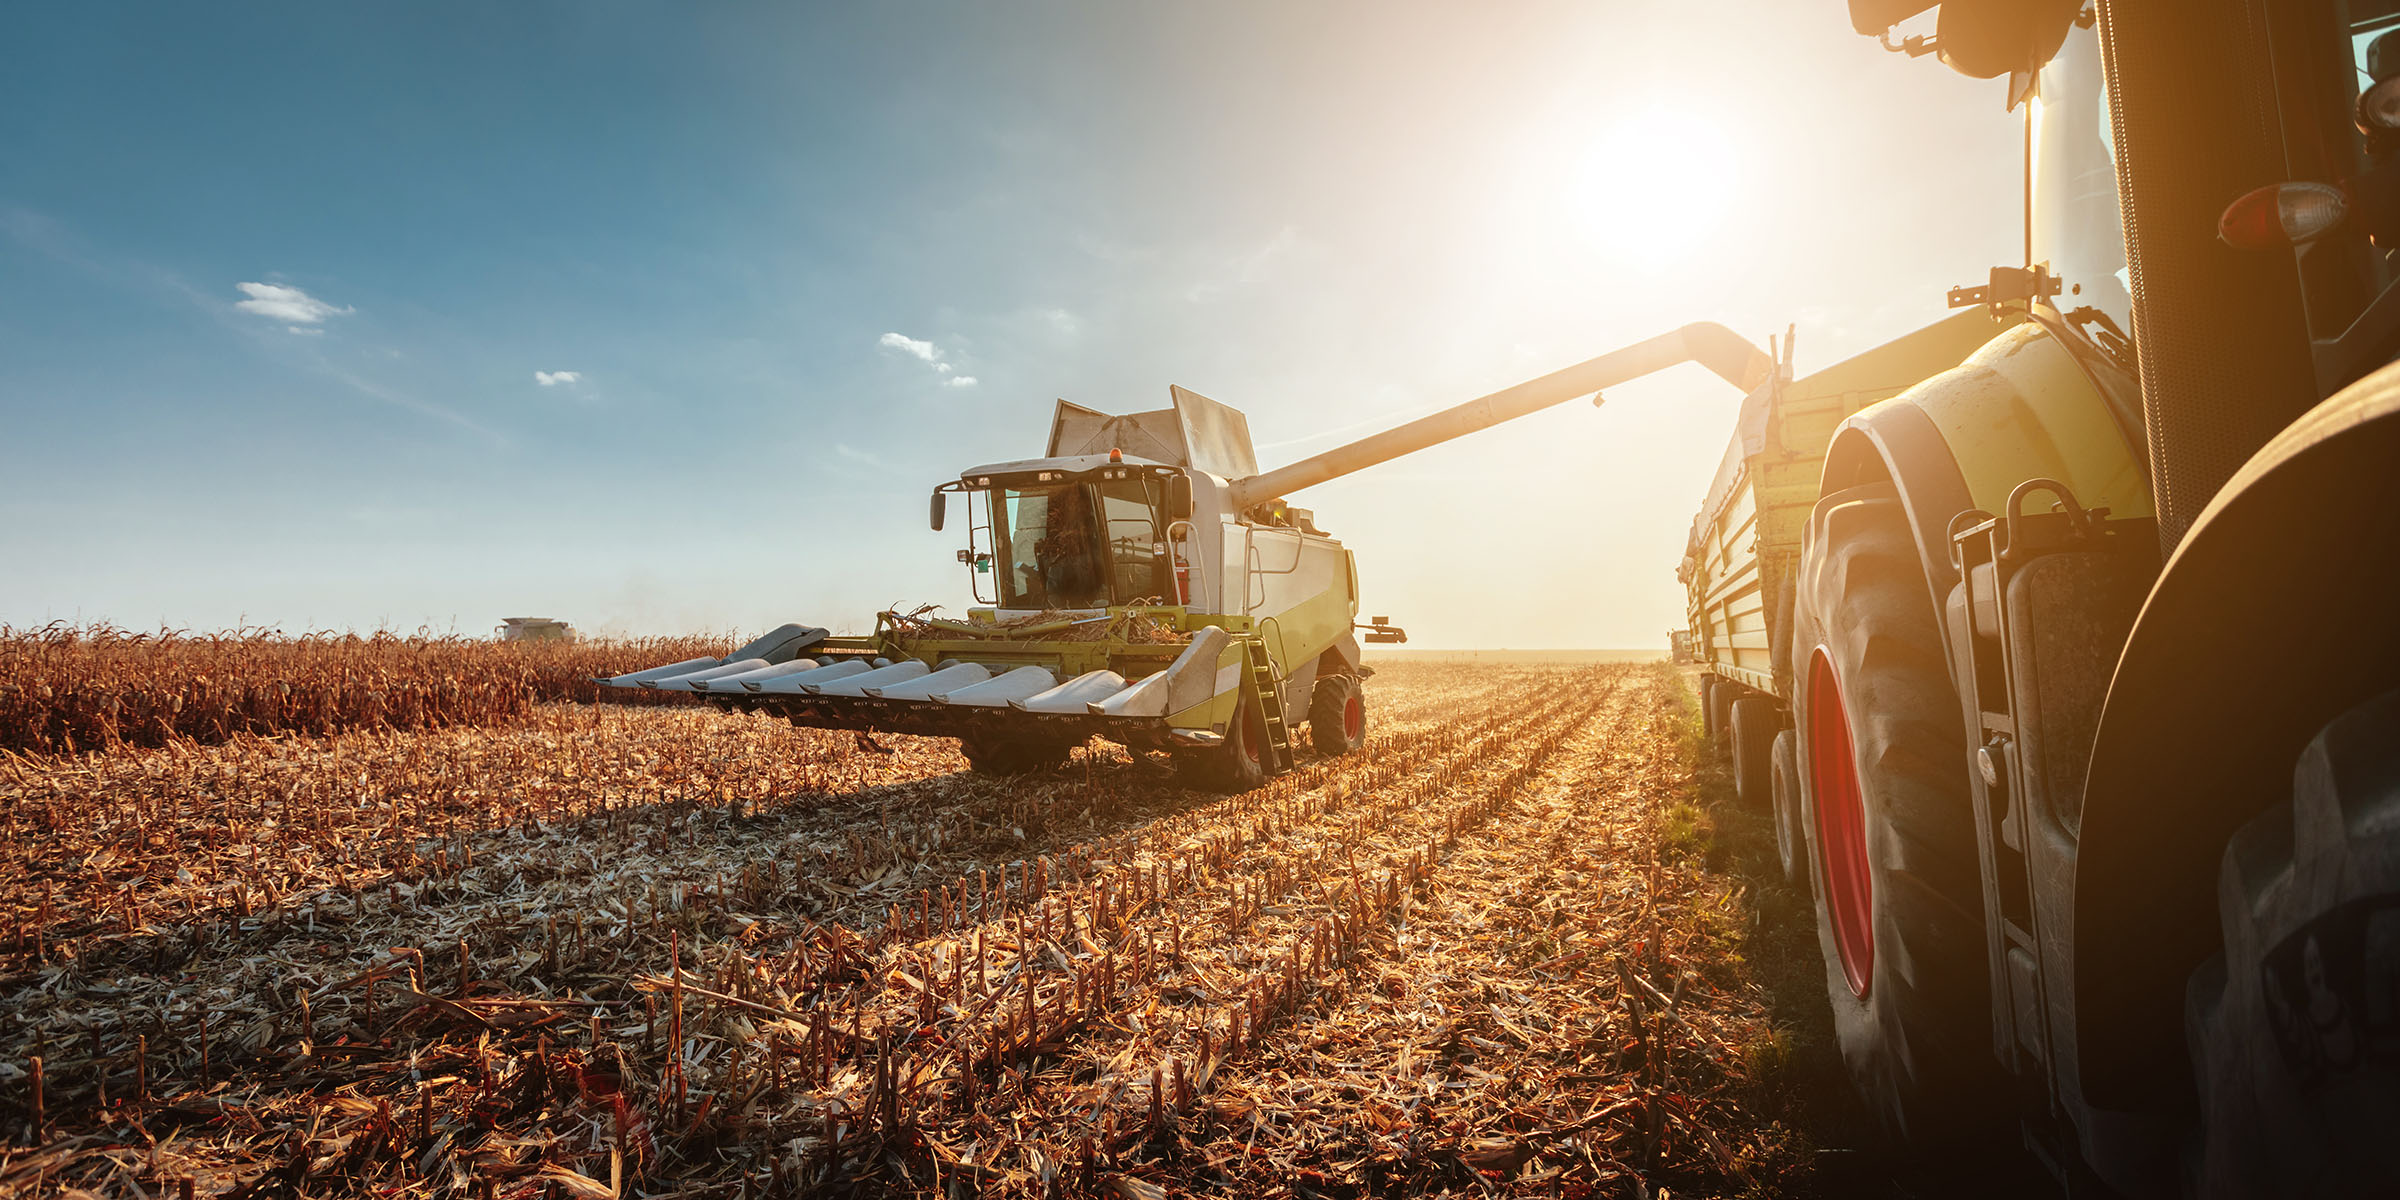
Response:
1682,0,2400,1191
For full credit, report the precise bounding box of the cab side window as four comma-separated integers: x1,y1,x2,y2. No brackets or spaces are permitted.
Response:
1098,479,1166,603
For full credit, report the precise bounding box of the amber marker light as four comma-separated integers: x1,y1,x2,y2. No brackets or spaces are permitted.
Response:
2217,181,2349,249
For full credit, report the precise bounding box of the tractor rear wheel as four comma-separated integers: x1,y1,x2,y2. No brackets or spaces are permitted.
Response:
962,734,1075,776
1770,729,1802,884
1309,674,1366,757
2185,687,2400,1198
1730,694,1779,809
1792,483,1997,1151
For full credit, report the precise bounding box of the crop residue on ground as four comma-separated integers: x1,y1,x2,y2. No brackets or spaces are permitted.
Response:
0,660,1810,1198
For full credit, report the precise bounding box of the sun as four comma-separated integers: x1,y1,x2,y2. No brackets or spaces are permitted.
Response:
1567,107,1740,265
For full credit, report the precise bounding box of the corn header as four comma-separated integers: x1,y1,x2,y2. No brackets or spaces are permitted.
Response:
599,324,1773,788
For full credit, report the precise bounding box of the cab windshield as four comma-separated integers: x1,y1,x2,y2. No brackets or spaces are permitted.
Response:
2031,22,2132,331
989,478,1169,609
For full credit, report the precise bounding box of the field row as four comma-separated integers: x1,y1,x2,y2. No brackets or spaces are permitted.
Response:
0,661,1798,1197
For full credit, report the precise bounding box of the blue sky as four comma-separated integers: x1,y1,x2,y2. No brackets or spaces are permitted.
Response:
0,3,2018,646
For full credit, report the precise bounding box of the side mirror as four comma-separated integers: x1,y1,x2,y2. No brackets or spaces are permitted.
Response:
1933,0,2077,80
929,490,946,532
1166,474,1195,521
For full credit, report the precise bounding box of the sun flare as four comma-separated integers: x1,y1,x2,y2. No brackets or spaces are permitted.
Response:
1568,107,1740,264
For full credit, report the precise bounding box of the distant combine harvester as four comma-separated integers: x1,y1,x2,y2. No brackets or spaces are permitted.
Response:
496,617,574,643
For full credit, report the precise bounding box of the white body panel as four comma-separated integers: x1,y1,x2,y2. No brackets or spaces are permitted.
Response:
1014,670,1129,712
935,665,1060,706
643,658,771,690
751,659,876,694
810,660,930,697
867,662,991,700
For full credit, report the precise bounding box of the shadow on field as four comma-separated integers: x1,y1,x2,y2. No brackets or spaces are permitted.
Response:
1668,670,2061,1200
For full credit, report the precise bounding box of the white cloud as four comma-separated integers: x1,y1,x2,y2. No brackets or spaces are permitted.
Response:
233,281,352,328
534,370,582,387
877,332,940,363
878,331,976,388
286,326,324,337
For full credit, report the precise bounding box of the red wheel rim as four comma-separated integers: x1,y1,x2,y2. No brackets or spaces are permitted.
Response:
1343,694,1364,741
1807,649,1873,997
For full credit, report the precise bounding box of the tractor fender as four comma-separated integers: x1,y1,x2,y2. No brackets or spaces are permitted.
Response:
1820,401,1977,677
1819,319,2152,681
1904,320,2152,526
2071,360,2400,1104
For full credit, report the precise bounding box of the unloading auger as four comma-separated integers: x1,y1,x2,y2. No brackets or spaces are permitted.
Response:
599,323,1774,789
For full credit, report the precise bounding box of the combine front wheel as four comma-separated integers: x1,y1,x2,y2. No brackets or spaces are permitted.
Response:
2185,688,2400,1198
1181,691,1269,793
1309,674,1366,757
1793,483,1997,1150
962,734,1075,776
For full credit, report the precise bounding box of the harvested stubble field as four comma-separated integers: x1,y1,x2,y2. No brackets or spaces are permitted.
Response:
0,659,1835,1199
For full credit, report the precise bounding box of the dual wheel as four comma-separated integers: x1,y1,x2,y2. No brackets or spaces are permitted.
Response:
1703,666,1802,885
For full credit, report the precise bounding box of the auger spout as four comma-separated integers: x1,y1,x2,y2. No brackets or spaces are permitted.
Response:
595,323,1772,789
1225,322,1773,512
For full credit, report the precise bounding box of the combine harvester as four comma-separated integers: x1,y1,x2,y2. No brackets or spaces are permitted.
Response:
602,325,1774,789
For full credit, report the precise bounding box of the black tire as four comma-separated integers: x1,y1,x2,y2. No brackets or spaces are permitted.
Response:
1178,689,1267,793
962,734,1075,776
1309,673,1366,757
1707,677,1738,760
1791,483,1996,1150
2185,688,2400,1199
1701,675,1723,741
1770,729,1802,885
1730,695,1780,810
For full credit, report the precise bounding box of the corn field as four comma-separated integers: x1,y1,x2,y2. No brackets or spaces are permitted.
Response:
0,626,737,754
0,659,1821,1198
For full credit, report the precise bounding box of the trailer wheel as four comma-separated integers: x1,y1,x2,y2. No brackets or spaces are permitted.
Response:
1701,675,1723,741
962,734,1075,776
2185,687,2400,1199
1707,677,1738,759
1770,729,1802,884
1730,695,1779,810
1793,483,1996,1150
1309,674,1366,757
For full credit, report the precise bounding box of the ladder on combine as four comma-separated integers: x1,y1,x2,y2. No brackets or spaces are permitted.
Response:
1243,638,1296,774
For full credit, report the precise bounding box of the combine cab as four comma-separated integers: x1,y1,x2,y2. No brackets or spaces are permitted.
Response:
605,324,1777,788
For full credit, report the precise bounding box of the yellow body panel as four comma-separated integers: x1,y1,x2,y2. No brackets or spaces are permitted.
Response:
1166,642,1250,730
1166,530,1358,735
1685,309,2017,698
1889,320,2154,520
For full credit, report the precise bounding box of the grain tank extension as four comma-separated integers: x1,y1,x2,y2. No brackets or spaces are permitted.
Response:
601,323,1771,789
